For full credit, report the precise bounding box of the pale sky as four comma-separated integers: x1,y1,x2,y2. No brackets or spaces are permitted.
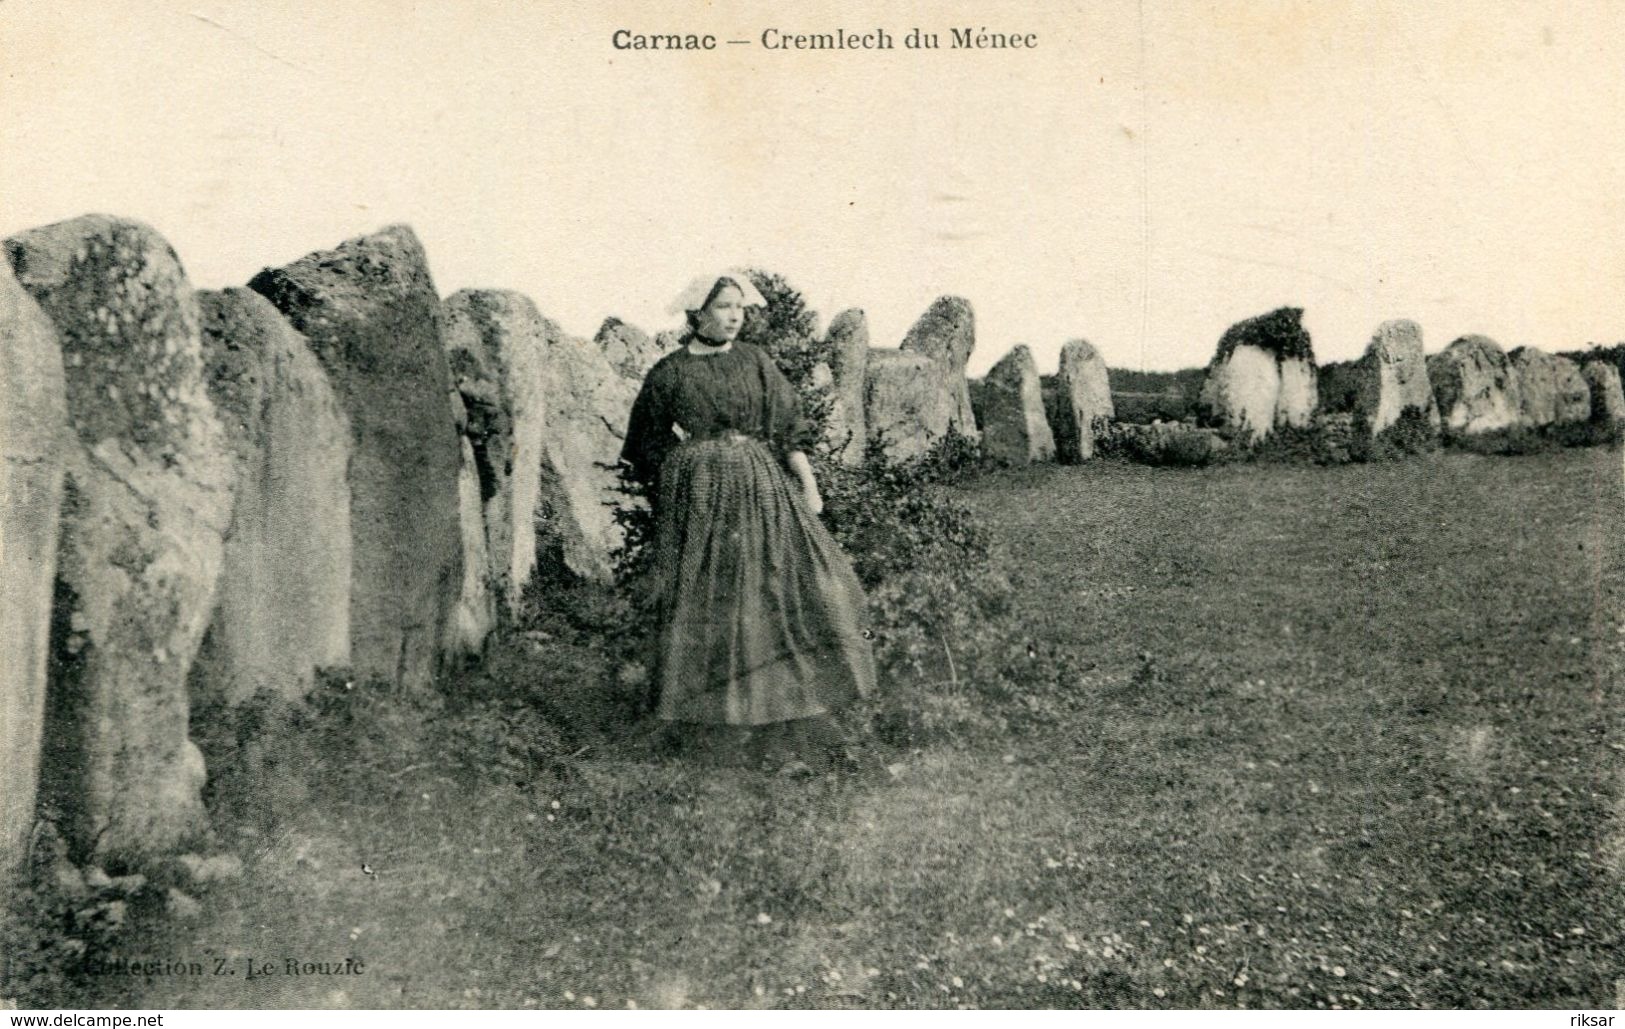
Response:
3,0,1621,375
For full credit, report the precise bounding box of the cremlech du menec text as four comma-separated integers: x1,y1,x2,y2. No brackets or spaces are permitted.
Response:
610,27,1038,51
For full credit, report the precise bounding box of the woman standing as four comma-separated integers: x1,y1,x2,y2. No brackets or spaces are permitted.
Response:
620,273,877,773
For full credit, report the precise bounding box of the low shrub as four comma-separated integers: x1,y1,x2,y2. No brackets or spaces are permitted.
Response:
815,431,1089,745
479,570,648,739
191,669,463,826
1548,418,1624,449
1095,405,1458,468
1,822,143,1006
1097,422,1227,468
1443,425,1554,457
1365,406,1442,460
1441,419,1620,456
1247,421,1355,466
818,429,991,588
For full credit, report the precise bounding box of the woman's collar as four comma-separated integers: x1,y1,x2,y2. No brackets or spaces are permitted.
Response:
684,332,735,355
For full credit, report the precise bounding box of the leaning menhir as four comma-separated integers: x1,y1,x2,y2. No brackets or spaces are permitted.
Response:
537,312,641,582
249,226,463,693
191,288,352,706
975,344,1056,465
900,295,979,439
0,256,69,875
443,289,549,613
7,215,235,864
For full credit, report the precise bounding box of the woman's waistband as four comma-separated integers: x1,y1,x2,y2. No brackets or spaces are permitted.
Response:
677,428,766,446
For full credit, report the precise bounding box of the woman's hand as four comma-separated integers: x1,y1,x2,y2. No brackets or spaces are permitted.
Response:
787,450,824,516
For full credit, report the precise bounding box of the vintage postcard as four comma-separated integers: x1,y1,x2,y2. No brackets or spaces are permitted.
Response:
1,0,1621,1016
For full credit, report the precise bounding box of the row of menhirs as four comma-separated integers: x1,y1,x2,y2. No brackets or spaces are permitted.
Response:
3,215,1624,882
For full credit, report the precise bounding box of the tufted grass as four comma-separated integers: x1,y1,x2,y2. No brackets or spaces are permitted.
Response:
16,446,1622,1010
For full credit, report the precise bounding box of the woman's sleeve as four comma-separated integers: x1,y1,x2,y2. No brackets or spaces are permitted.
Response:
620,370,675,489
759,350,819,462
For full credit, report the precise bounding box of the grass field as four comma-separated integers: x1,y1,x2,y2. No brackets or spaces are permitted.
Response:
28,447,1624,1010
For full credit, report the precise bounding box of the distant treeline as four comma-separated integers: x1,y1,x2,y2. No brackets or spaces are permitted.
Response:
1099,367,1205,423
1558,343,1625,382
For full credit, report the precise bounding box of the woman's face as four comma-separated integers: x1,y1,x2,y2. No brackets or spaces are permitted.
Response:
694,284,745,342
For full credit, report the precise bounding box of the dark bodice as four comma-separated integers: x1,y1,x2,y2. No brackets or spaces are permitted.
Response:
620,339,816,488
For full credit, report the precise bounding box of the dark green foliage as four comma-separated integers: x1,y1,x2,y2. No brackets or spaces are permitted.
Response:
1107,366,1207,397
1247,421,1359,466
1211,306,1315,363
193,671,448,819
1097,422,1226,467
818,431,988,588
1107,367,1204,424
738,267,836,447
1556,341,1625,381
192,663,584,831
1366,407,1442,460
1443,420,1624,456
1317,359,1365,415
607,468,657,589
501,569,651,733
1232,408,1443,466
1,822,143,1006
809,430,1103,746
1553,418,1625,448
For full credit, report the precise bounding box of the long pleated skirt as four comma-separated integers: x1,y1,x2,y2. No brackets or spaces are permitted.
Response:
650,435,876,725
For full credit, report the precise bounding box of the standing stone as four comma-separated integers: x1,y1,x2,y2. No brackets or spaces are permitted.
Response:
1552,357,1592,424
443,289,548,614
1583,362,1625,423
0,259,67,876
249,226,462,693
1200,344,1280,440
863,349,955,462
1046,339,1114,462
1351,319,1440,434
974,345,1056,465
900,296,978,438
191,288,351,706
1511,347,1590,426
1199,307,1318,440
1428,335,1524,433
538,321,640,582
444,437,495,658
7,215,234,864
823,309,870,465
654,329,684,357
1510,347,1560,427
596,317,671,381
1276,356,1318,429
